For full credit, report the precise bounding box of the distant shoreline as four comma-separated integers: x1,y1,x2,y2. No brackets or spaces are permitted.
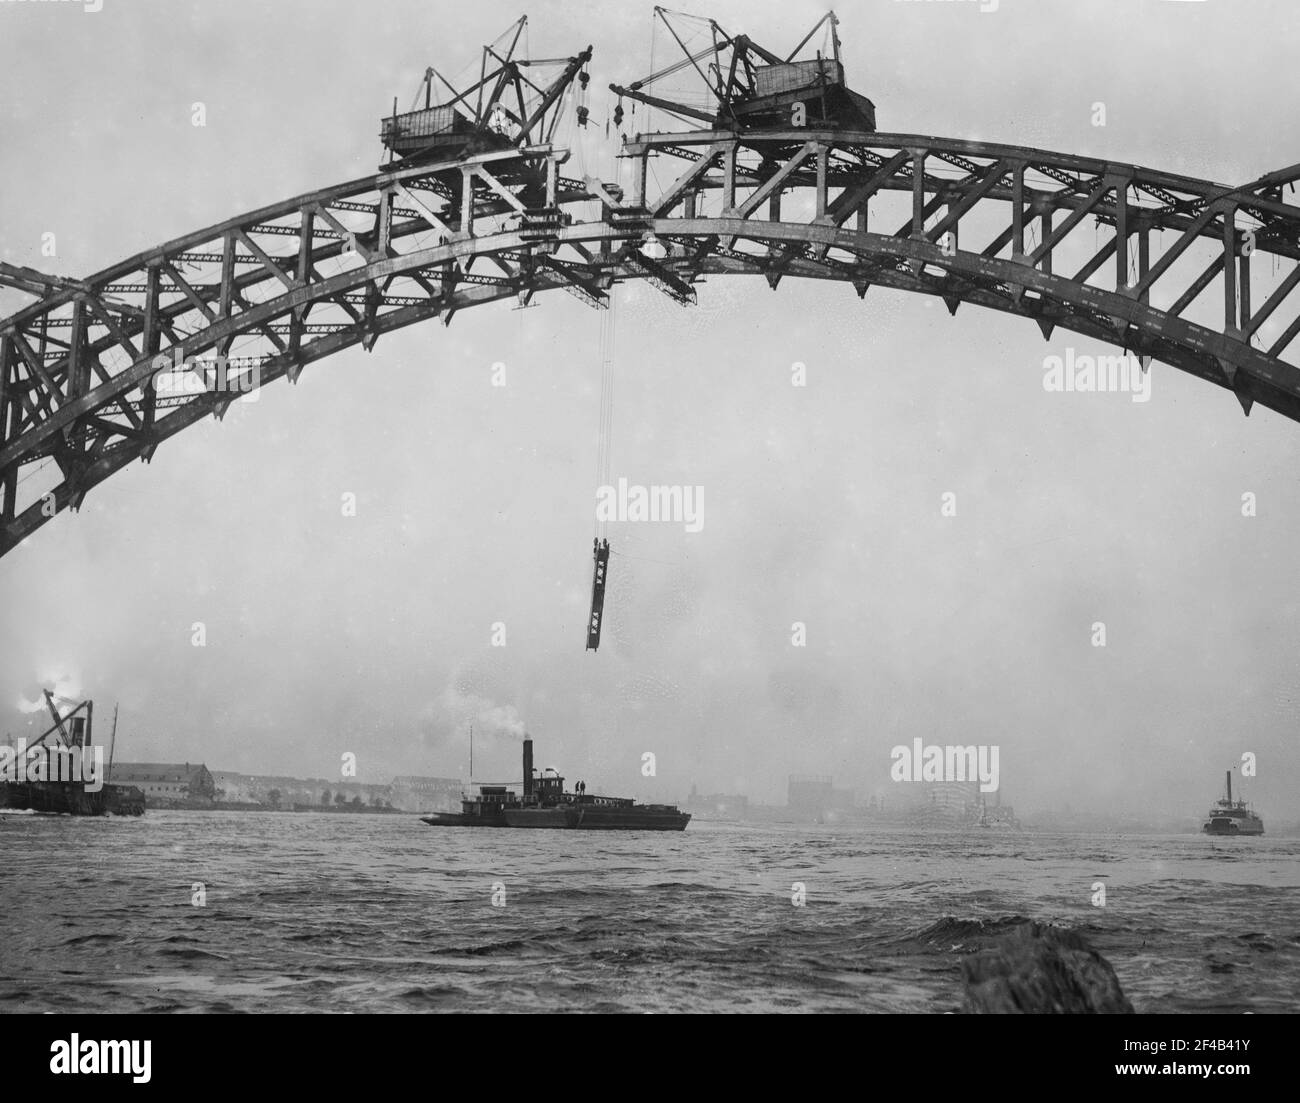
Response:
144,801,412,815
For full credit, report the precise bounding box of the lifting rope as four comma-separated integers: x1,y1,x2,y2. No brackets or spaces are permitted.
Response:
586,286,617,651
595,291,617,532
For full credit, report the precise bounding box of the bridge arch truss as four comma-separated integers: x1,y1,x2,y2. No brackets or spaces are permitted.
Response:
4,129,1300,557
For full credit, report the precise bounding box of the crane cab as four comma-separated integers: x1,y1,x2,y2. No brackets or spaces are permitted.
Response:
724,55,876,132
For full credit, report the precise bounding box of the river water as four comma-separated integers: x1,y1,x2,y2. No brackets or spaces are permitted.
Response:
1,812,1296,1013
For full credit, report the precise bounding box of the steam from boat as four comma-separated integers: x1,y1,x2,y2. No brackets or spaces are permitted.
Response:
15,671,83,713
423,681,528,750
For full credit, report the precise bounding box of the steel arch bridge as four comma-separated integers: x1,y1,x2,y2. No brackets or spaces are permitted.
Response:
4,27,1300,561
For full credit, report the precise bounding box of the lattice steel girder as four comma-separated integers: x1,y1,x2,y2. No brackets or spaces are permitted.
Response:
621,129,1300,363
6,128,1300,559
1,146,578,446
626,129,1300,251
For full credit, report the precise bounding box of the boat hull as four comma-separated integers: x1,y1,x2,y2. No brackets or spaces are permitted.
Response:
564,806,691,831
419,811,509,827
1202,817,1264,836
423,806,692,831
506,805,691,830
503,807,572,828
0,781,145,817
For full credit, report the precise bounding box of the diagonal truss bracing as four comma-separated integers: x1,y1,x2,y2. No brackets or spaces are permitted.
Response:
5,129,1300,558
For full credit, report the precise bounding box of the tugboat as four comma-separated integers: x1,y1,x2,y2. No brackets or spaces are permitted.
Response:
420,735,690,831
1202,769,1264,836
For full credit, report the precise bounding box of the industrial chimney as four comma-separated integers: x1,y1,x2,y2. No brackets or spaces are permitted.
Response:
1226,769,1233,805
523,735,534,798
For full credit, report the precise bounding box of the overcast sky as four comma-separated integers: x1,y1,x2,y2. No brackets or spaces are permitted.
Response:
2,0,1299,822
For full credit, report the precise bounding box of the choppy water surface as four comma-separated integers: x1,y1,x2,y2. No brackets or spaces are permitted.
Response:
1,812,1297,1013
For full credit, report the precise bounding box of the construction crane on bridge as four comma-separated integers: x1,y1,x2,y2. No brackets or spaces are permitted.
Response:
380,16,592,168
375,17,595,249
609,8,875,135
6,6,1300,573
378,19,620,653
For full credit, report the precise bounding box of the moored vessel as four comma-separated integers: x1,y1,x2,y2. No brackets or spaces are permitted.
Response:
0,693,144,817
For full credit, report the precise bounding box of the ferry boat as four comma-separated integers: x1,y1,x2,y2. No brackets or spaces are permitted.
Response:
420,736,690,831
1202,770,1264,836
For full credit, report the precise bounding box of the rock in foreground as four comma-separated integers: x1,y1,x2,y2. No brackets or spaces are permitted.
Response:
961,920,1134,1014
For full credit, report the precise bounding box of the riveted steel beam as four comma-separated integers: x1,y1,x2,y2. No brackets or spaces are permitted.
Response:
6,127,1300,558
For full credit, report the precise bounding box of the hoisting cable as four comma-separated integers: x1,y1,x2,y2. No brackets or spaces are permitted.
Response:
586,287,617,650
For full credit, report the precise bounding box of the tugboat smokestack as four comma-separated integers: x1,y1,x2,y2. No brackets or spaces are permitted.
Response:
523,736,534,798
1226,769,1232,804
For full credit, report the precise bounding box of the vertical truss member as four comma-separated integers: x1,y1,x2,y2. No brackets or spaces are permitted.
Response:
587,538,611,650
